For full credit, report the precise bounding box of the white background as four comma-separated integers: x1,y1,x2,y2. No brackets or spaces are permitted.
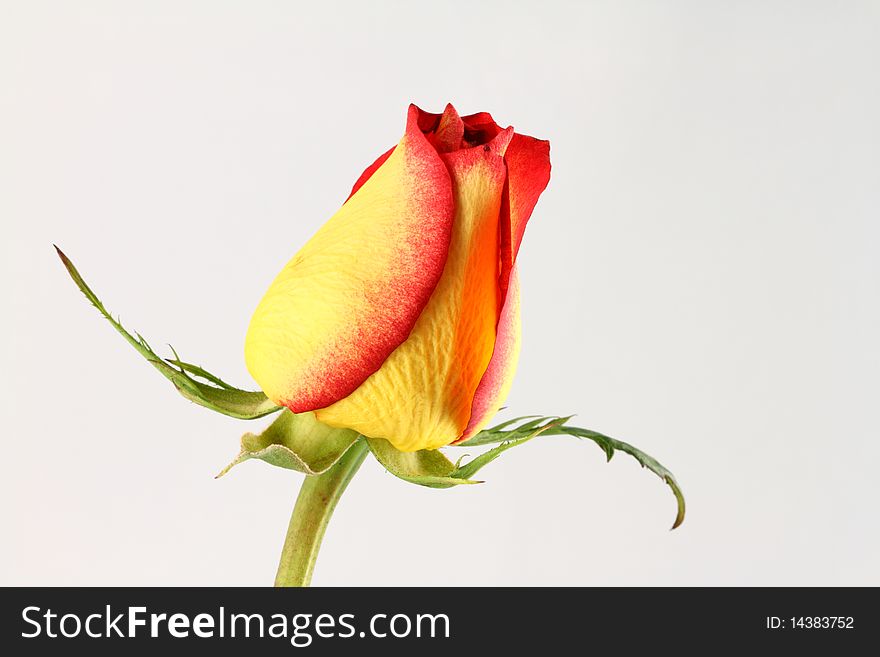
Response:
2,1,878,586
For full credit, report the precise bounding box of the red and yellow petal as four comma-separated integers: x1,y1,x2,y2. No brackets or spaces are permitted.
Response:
244,105,455,413
460,133,550,440
461,111,504,147
346,146,395,201
345,105,469,200
316,129,513,451
432,104,465,153
500,133,551,295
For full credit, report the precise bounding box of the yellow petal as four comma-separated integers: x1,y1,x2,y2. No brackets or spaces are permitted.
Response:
317,131,513,451
244,106,455,412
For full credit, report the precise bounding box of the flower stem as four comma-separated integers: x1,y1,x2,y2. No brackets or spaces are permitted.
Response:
274,439,369,587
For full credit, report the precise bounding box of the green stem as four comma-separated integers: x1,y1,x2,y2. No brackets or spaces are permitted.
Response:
274,439,369,587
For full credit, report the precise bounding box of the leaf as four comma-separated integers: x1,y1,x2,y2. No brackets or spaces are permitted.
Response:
166,359,236,389
451,417,571,481
367,437,481,489
217,409,360,477
457,416,686,529
56,246,281,420
453,415,569,447
474,414,541,434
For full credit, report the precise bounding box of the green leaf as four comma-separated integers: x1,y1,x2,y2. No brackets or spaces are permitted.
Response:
454,415,570,447
452,417,571,481
217,409,361,477
474,414,541,434
457,416,686,529
56,246,281,420
367,438,481,489
166,358,237,389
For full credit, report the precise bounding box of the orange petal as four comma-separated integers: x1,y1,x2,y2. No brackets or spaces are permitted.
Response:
457,268,522,441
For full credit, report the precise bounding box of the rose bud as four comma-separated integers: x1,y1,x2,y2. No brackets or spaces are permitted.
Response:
245,103,550,452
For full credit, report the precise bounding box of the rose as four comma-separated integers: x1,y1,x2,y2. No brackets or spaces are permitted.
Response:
58,100,684,591
245,103,550,452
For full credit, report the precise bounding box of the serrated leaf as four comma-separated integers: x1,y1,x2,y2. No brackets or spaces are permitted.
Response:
455,415,570,447
367,437,481,489
477,414,541,434
167,359,236,389
451,417,569,481
458,415,686,529
217,409,360,477
56,246,281,420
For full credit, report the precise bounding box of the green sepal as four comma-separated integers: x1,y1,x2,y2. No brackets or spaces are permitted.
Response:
367,437,481,488
452,416,571,480
455,415,568,447
457,416,686,529
56,246,281,420
366,419,565,489
217,409,361,477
